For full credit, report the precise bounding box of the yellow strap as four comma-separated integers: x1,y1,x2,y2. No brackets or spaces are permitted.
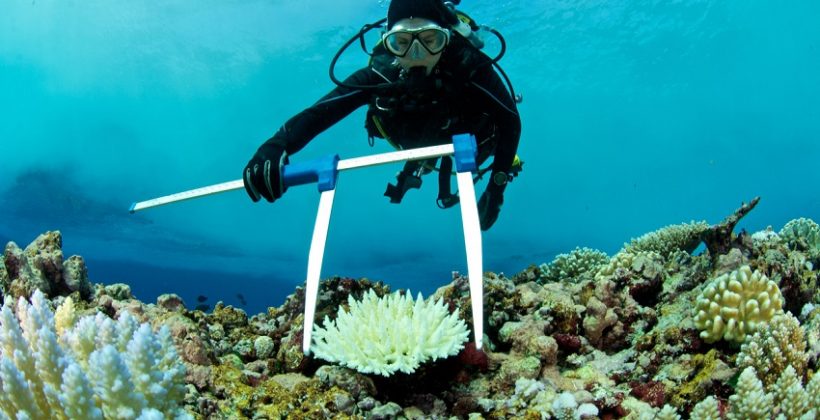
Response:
372,115,401,150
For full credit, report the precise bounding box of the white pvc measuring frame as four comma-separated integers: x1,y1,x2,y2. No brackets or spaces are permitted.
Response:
130,143,484,353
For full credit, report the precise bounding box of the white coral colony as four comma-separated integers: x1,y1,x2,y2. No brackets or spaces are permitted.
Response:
0,290,190,419
310,290,470,376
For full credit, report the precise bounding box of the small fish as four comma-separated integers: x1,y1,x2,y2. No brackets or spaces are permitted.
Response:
196,295,208,303
195,304,211,312
236,293,247,306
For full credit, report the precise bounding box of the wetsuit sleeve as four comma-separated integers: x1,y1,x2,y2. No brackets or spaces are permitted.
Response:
467,65,522,174
260,68,377,155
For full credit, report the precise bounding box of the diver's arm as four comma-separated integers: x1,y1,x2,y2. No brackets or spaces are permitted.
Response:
466,64,521,230
468,65,522,174
262,67,378,154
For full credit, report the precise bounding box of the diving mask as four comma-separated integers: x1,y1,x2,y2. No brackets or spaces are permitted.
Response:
382,24,450,58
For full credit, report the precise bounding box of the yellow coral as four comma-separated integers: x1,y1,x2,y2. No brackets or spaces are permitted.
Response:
54,296,76,337
693,266,784,343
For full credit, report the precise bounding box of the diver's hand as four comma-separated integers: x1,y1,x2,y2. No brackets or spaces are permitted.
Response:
478,174,507,231
243,142,289,203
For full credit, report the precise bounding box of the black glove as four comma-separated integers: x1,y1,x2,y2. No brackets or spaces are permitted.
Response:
243,142,289,203
478,172,508,231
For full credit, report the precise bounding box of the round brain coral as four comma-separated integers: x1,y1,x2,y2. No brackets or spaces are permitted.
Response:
693,265,784,343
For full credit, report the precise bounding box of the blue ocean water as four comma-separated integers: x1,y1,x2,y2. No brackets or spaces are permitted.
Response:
1,0,818,315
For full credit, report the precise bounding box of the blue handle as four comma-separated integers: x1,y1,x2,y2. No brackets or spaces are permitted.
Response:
282,154,340,192
453,133,477,172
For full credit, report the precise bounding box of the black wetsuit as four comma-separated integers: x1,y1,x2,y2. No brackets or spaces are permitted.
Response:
262,35,521,177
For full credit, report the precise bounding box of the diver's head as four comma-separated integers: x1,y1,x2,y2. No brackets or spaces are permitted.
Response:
385,0,450,74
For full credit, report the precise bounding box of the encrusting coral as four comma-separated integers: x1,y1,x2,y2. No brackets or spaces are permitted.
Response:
0,290,190,419
693,265,784,343
310,289,469,376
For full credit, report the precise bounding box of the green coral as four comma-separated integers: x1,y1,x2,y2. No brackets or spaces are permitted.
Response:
693,265,784,343
780,217,820,257
622,221,709,258
736,312,808,388
538,247,608,283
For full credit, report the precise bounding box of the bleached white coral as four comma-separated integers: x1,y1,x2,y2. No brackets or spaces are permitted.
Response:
693,265,784,343
539,247,609,282
736,312,808,388
0,290,190,419
549,391,598,420
623,220,709,257
311,290,469,376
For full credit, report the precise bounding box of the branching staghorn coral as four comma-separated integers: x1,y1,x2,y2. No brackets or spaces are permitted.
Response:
693,265,784,343
311,290,469,376
0,290,190,419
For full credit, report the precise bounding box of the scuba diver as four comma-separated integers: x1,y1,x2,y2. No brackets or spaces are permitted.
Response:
243,0,522,231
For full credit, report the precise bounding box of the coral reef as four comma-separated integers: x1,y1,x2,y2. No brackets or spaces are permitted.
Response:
2,199,818,419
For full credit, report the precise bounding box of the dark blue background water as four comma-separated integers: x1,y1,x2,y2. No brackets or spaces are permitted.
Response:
2,0,818,315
